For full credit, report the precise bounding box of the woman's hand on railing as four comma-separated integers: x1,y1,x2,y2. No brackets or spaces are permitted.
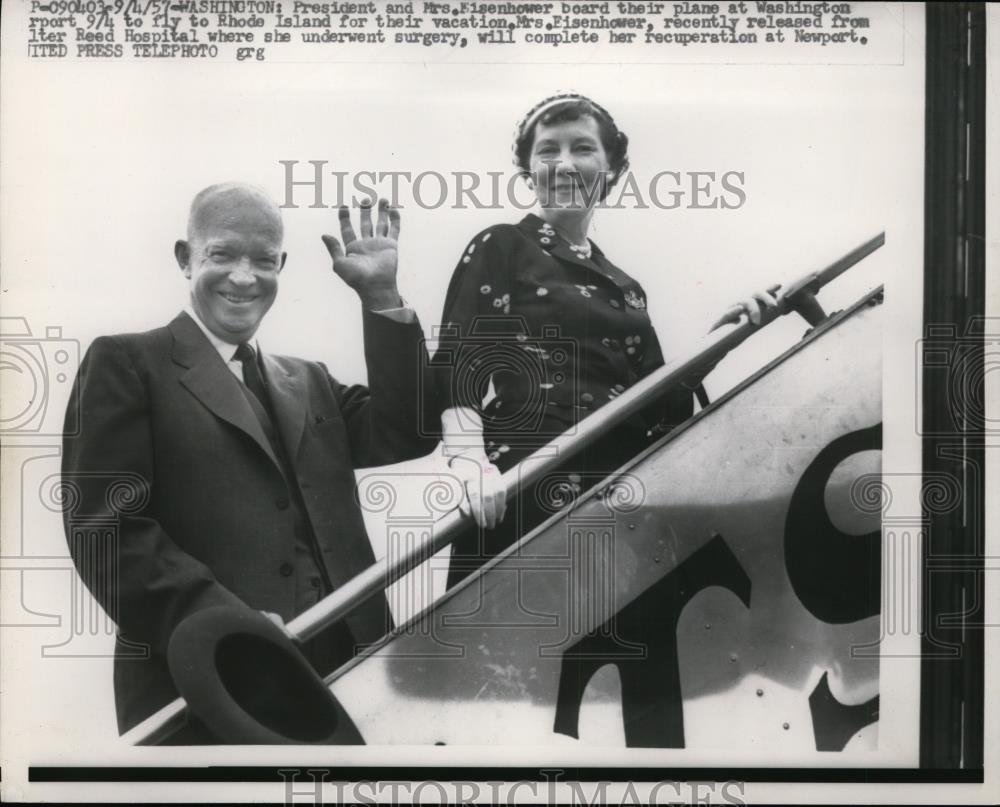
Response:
439,406,508,529
710,284,782,330
446,450,508,529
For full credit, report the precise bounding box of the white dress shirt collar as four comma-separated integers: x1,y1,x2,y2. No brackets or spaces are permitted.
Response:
183,306,260,364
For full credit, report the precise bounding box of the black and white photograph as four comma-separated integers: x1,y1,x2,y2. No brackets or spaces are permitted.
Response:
0,1,995,803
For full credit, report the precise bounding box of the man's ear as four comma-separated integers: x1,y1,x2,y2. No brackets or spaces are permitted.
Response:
278,252,287,273
174,240,192,277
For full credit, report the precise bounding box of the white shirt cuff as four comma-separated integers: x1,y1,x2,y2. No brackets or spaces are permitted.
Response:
370,297,415,323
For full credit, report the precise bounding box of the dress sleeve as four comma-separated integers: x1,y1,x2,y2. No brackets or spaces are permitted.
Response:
431,227,514,416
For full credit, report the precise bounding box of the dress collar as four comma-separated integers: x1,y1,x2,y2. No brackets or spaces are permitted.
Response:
518,213,606,265
517,213,644,294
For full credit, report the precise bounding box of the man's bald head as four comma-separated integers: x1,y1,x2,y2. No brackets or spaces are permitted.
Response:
187,183,284,246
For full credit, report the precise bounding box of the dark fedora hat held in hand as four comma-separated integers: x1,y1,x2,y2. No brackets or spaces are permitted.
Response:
167,605,364,745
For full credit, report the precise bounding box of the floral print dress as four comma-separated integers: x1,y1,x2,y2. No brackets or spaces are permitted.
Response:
433,213,694,586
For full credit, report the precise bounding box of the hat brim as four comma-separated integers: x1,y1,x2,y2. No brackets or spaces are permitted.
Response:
167,605,364,745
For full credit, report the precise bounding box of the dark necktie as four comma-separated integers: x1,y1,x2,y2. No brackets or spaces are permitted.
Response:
234,342,268,407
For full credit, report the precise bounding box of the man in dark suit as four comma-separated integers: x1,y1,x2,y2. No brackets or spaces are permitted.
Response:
61,183,433,735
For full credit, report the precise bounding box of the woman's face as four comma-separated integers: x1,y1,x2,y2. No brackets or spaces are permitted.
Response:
528,115,611,211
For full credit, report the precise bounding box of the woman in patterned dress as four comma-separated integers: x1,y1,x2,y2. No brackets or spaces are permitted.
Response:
434,93,775,588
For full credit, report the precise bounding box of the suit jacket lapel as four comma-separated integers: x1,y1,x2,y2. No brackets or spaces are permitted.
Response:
261,354,306,461
168,312,281,469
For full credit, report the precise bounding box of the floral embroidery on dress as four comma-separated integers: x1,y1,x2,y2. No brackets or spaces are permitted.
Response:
624,289,647,310
535,219,592,259
440,216,666,429
608,382,627,400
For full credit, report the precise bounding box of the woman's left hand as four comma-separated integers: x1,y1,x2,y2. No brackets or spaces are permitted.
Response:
710,285,782,331
447,451,508,530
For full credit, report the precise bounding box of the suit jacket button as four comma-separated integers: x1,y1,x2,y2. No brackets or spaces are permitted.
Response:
279,562,293,577
276,496,290,510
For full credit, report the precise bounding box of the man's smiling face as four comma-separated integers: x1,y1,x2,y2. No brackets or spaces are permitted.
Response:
176,185,286,345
